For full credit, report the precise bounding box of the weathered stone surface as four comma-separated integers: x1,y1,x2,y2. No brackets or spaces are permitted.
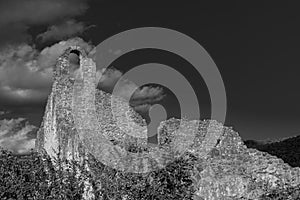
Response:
35,46,87,161
35,46,148,161
36,46,300,199
155,119,300,199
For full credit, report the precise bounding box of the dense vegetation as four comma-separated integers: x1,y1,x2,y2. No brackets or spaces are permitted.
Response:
245,135,300,167
0,148,197,199
260,185,300,200
1,134,300,200
0,149,86,200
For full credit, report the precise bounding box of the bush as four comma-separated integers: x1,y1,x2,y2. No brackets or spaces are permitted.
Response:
88,152,197,200
1,147,300,199
0,148,85,200
0,146,199,200
0,148,198,200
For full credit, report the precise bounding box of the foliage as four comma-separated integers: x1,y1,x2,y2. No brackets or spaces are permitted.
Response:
0,148,85,200
87,152,197,200
260,184,300,200
245,136,300,167
1,142,300,199
0,146,199,200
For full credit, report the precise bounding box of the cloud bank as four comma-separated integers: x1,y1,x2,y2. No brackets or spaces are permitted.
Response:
0,37,94,105
37,19,94,43
0,118,37,154
0,38,165,113
98,67,166,112
0,0,89,46
0,0,166,153
0,0,164,110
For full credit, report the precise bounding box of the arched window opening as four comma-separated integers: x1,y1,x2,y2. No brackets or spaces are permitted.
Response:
69,50,80,75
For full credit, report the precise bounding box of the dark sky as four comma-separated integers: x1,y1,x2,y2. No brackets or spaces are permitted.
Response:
1,0,300,141
83,1,300,140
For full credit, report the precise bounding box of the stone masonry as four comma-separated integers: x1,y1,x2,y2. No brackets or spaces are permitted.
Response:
36,46,300,200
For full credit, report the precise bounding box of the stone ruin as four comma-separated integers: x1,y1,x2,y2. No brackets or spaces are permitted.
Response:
36,46,300,199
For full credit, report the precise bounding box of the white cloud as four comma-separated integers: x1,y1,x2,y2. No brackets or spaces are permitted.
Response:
132,86,165,102
38,37,94,69
0,0,88,26
0,0,89,46
98,67,166,112
0,37,94,105
133,104,152,113
0,118,37,154
0,35,165,111
130,86,166,112
0,110,10,116
98,68,130,95
37,20,94,43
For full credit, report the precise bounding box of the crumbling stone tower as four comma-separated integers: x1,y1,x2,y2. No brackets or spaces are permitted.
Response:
34,45,224,170
35,45,300,199
35,45,148,162
35,46,97,200
35,46,88,161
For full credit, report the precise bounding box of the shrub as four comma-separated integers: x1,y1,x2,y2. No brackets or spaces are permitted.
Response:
0,148,198,199
0,148,85,200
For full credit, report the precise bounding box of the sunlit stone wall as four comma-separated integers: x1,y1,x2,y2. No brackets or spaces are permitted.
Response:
35,46,87,161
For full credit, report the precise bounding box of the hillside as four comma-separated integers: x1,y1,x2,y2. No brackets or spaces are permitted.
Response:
245,135,300,167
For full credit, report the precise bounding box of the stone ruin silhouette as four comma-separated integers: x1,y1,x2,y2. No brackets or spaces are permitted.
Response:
35,46,300,199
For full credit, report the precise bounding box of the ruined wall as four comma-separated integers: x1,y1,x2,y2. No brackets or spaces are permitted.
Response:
35,45,149,161
35,46,87,161
35,45,300,200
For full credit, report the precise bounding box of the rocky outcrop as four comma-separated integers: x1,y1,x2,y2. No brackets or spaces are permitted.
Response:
36,46,300,199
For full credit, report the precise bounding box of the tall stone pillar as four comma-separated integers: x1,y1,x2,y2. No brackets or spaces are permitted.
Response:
35,46,89,162
35,46,95,200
